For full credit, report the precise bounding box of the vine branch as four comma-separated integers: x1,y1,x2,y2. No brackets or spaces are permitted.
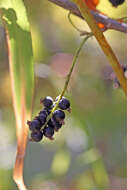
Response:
42,33,92,128
53,33,93,105
48,0,127,33
71,0,127,96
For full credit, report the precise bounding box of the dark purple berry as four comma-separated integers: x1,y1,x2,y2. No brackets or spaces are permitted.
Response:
43,127,54,139
43,107,52,115
40,107,52,116
39,109,48,117
47,119,54,128
53,110,65,124
39,114,46,125
31,130,43,142
39,110,47,125
40,96,53,108
27,119,42,131
58,97,70,111
109,0,125,7
48,119,62,131
52,119,62,132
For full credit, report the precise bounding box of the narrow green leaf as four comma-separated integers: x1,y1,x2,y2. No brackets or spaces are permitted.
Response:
0,0,34,189
0,0,34,116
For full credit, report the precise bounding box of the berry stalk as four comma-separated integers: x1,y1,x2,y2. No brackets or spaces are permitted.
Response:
45,33,93,126
28,34,93,142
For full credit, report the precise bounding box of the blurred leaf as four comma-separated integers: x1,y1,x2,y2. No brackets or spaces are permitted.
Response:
92,159,109,190
51,150,70,176
77,148,109,189
31,25,47,61
75,171,95,190
77,148,100,165
0,169,15,190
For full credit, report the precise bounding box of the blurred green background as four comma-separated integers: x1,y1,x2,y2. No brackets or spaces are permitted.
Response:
0,0,127,189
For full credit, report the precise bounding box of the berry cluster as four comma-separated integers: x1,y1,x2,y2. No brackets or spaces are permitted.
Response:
109,0,125,7
110,64,127,88
27,96,71,142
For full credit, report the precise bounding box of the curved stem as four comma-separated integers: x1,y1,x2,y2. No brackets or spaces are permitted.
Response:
43,33,93,128
57,33,93,100
68,11,91,35
68,12,82,32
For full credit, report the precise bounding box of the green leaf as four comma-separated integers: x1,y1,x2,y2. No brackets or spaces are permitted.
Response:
0,0,34,118
0,0,34,189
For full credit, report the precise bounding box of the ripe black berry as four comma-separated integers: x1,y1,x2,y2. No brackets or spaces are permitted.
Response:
28,95,71,143
43,107,52,115
40,96,53,108
47,119,55,128
52,119,62,132
31,130,43,142
27,119,42,131
58,97,70,111
53,110,65,124
39,109,48,117
43,126,54,139
109,0,125,7
39,111,47,125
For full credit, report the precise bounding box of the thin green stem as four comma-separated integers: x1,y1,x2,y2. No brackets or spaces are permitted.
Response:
68,11,82,32
42,33,93,129
52,33,93,109
68,12,90,35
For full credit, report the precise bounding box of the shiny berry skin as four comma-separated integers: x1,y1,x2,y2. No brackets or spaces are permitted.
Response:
31,131,43,142
53,110,65,123
52,119,62,131
109,0,125,7
43,107,52,115
43,127,54,138
55,95,60,101
27,119,42,131
40,96,53,108
47,119,54,128
39,109,48,117
58,97,70,110
39,111,47,125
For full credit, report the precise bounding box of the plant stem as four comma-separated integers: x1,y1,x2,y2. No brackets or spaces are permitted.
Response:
53,33,93,108
68,12,82,32
72,0,127,97
68,11,91,35
48,0,127,33
42,33,92,129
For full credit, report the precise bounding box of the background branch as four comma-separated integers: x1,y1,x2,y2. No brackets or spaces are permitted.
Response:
48,0,127,33
71,0,127,97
